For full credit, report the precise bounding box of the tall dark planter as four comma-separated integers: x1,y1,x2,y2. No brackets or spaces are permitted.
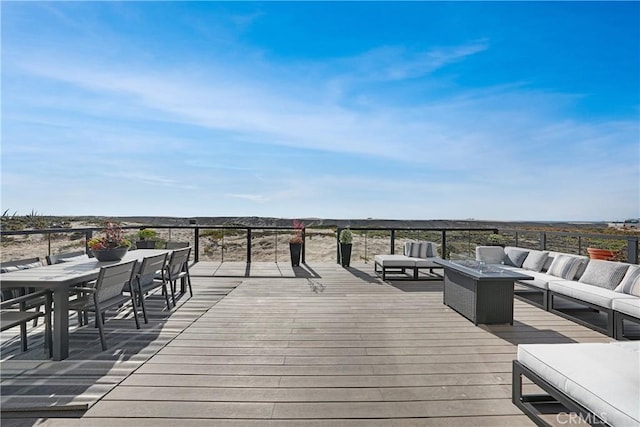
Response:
290,243,302,266
340,243,352,267
135,240,156,249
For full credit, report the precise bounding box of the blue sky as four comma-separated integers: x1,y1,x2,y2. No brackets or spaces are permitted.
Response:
2,1,639,221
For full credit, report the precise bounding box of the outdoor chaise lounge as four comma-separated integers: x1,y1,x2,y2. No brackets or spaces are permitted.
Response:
374,241,443,281
513,341,640,427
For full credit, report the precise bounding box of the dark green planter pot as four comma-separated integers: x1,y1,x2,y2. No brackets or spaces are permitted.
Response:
91,247,128,262
135,240,156,249
340,243,352,267
290,243,302,266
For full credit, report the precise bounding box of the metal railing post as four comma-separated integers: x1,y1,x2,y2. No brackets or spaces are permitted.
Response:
85,231,93,254
247,228,252,264
336,227,342,264
194,227,200,262
628,237,638,264
301,228,306,264
390,229,395,254
441,230,447,259
540,232,547,251
577,236,582,256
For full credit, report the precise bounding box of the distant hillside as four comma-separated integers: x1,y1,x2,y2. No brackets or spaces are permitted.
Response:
113,216,610,232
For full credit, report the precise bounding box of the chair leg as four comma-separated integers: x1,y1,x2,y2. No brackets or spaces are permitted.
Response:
19,322,28,352
163,282,172,309
130,292,140,329
94,307,108,351
185,267,193,297
170,280,177,306
137,287,149,324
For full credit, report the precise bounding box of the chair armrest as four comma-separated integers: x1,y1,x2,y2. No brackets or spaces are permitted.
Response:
0,289,50,309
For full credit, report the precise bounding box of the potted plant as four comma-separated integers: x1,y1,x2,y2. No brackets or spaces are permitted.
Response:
87,221,131,261
339,228,353,267
135,228,157,249
289,219,304,266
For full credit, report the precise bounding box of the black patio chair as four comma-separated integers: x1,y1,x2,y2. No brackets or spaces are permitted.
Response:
163,247,192,305
135,252,170,323
1,289,52,355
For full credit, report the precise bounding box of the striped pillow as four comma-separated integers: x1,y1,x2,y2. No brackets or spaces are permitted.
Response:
578,260,629,290
547,255,583,280
614,265,640,296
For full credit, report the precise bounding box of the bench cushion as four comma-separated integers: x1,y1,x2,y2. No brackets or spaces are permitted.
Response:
613,298,640,318
549,280,637,309
374,255,415,268
517,341,640,427
410,257,441,268
578,260,629,290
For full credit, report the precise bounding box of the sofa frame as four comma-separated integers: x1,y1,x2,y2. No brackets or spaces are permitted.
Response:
512,360,610,427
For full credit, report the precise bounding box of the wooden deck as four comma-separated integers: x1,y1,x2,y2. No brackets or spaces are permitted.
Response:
1,262,611,426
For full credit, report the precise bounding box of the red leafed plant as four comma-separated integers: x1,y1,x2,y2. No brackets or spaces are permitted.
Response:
88,221,131,250
290,219,305,244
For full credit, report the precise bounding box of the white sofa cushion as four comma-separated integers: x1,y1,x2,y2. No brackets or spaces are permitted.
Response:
547,254,584,280
549,280,637,309
515,271,558,290
521,250,549,272
613,298,640,318
475,246,506,264
614,265,640,297
578,260,629,290
374,255,415,267
504,246,530,268
411,257,441,268
517,341,640,427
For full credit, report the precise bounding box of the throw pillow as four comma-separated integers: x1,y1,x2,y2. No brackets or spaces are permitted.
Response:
504,247,530,267
521,250,549,272
407,243,421,258
417,242,429,259
547,255,583,280
614,265,640,297
578,260,629,290
0,266,19,273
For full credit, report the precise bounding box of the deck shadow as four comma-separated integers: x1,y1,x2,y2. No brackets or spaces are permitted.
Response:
481,320,579,346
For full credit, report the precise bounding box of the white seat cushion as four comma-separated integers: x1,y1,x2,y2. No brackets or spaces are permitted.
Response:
517,341,640,427
410,257,442,268
374,255,415,267
613,297,640,318
549,280,637,309
515,271,558,290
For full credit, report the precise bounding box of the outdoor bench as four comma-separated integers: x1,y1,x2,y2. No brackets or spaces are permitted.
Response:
374,241,443,281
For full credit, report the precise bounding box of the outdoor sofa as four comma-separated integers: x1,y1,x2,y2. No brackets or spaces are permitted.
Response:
374,241,443,281
476,246,640,339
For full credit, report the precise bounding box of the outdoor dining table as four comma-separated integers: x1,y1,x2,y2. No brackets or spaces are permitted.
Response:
0,249,170,361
